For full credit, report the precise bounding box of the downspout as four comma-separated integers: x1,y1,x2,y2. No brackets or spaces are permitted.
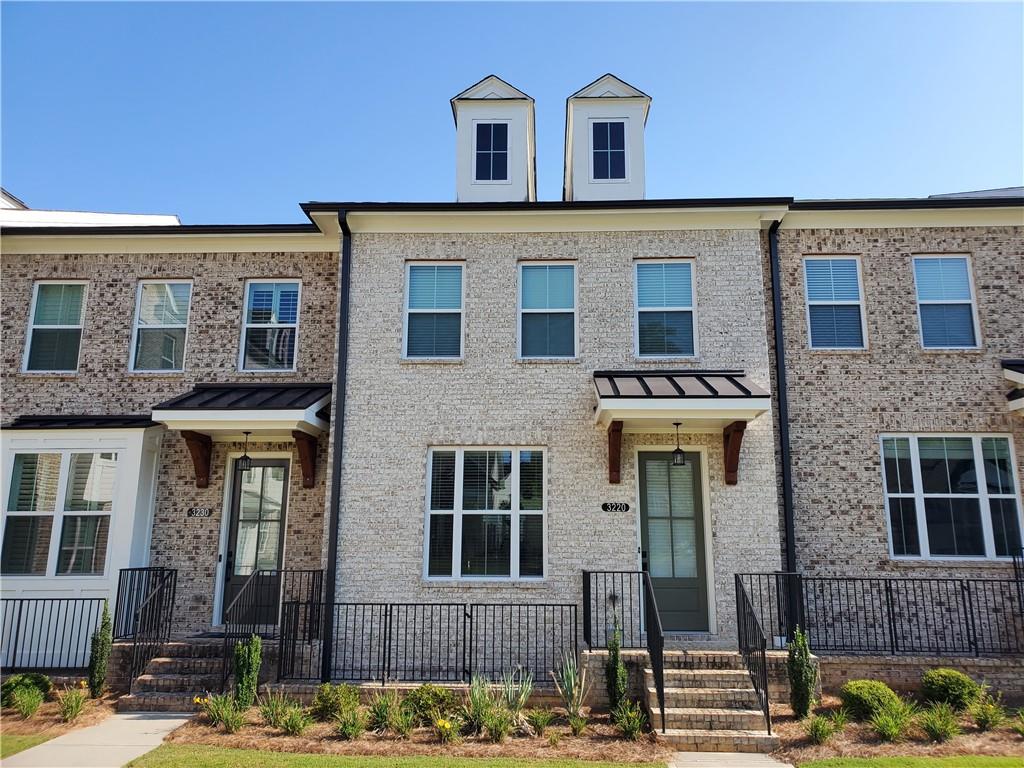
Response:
320,210,352,683
768,219,797,574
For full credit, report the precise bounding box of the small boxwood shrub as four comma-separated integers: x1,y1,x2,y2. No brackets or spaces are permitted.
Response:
921,668,981,711
838,679,901,721
310,683,359,721
1,673,53,706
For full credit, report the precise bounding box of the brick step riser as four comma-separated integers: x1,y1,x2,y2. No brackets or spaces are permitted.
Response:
656,731,779,753
662,657,746,671
646,671,753,689
133,675,222,693
146,658,224,675
117,693,205,713
157,643,227,659
660,712,766,731
650,689,758,709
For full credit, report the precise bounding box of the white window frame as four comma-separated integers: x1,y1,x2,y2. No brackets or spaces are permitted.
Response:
423,446,547,581
912,254,981,350
1,450,119,578
880,433,1023,562
802,255,868,350
471,119,512,186
129,279,193,373
633,259,699,360
403,261,465,361
588,117,629,184
22,280,89,374
517,261,578,360
238,279,301,373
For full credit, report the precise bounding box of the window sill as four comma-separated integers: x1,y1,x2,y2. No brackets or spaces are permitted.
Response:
421,578,549,589
919,347,985,354
805,348,870,354
888,557,1015,568
400,358,464,366
237,369,301,375
19,371,79,377
515,358,579,365
127,371,187,377
632,356,700,363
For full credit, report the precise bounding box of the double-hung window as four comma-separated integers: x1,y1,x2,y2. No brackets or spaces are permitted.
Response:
405,264,463,358
131,281,192,371
425,447,545,579
241,280,300,371
24,282,87,372
591,120,626,181
881,434,1022,560
474,122,509,182
803,258,865,349
635,261,695,357
519,263,576,358
1,451,117,576
913,256,978,348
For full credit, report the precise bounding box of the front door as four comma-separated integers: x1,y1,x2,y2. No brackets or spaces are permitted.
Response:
639,451,709,632
222,459,289,626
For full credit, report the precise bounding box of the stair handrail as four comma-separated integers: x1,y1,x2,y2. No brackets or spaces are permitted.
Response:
641,571,666,734
127,568,177,694
734,574,772,735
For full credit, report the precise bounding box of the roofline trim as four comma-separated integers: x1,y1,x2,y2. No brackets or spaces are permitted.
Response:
1,223,321,237
791,197,1024,211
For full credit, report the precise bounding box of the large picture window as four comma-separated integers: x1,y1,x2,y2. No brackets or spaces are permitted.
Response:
1,451,117,576
425,447,545,579
405,264,463,359
881,434,1022,560
131,281,192,371
241,280,300,371
24,282,87,372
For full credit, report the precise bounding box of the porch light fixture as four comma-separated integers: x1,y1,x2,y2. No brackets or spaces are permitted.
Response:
672,422,686,467
236,431,253,473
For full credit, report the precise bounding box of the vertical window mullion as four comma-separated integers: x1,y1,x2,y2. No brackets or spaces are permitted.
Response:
510,449,520,579
47,452,70,577
973,437,997,558
452,449,464,578
908,437,931,559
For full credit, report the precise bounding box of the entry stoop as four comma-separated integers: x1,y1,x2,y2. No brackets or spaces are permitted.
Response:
117,639,225,712
645,651,778,753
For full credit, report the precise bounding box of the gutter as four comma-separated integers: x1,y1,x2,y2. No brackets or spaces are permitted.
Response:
768,219,797,573
320,210,352,682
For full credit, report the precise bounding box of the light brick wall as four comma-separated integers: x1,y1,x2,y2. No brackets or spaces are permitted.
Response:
775,226,1024,578
336,230,782,643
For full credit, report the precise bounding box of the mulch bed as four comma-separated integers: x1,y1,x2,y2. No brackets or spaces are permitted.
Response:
166,711,672,763
772,696,1024,765
0,693,118,739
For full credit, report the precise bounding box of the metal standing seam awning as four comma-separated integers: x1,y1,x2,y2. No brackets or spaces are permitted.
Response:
1003,360,1024,414
150,383,332,489
592,370,771,485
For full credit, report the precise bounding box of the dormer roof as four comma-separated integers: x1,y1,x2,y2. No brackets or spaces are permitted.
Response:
567,73,651,124
450,75,534,123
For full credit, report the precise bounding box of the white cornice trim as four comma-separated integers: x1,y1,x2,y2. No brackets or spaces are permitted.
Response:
0,232,338,255
780,208,1024,230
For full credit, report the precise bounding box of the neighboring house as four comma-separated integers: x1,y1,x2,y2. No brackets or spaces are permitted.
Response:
0,187,180,227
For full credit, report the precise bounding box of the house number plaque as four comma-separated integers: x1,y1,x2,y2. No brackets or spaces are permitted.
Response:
601,502,630,513
186,507,213,518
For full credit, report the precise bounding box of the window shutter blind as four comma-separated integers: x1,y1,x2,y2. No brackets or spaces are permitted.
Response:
805,259,860,302
34,284,84,325
637,263,692,308
914,258,971,301
522,265,573,310
409,266,462,310
920,305,975,347
808,305,864,347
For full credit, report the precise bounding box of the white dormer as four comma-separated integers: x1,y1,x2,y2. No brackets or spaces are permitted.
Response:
451,75,536,203
563,74,651,202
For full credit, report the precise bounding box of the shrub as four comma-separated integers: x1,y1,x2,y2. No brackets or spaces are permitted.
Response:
367,690,401,734
2,673,53,706
233,634,262,709
612,699,646,740
918,702,960,743
970,690,1007,732
258,691,294,729
483,707,514,743
829,707,849,732
336,707,367,741
870,698,918,743
57,686,88,723
839,679,901,721
87,601,112,699
525,708,554,737
406,683,458,726
310,683,359,721
605,616,628,717
392,704,417,739
221,703,245,734
551,652,590,719
279,705,312,736
432,712,462,744
568,712,587,736
500,668,533,718
1013,709,1024,738
787,625,817,719
201,693,238,730
921,668,981,711
804,714,836,745
547,731,561,747
11,686,43,719
462,675,495,735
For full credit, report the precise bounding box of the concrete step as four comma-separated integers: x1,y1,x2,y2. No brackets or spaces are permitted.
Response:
647,668,753,689
146,656,224,675
660,707,767,731
132,673,221,693
662,651,745,670
656,727,779,753
117,691,206,713
648,686,758,709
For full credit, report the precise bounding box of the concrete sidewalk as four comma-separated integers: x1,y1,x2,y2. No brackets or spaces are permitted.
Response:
2,712,190,768
669,753,795,768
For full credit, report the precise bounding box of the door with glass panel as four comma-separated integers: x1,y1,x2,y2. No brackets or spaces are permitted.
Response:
223,460,289,627
639,452,708,632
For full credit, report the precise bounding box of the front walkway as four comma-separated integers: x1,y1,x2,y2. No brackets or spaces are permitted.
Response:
2,713,189,768
669,753,794,768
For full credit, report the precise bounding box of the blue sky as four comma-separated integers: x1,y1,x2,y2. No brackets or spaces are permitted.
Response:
3,2,1022,223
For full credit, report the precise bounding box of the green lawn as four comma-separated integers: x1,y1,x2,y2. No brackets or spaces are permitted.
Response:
0,732,53,759
801,758,1024,768
128,745,665,768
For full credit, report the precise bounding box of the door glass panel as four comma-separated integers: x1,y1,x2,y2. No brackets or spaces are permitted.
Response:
256,521,281,571
239,468,264,520
234,520,260,575
232,464,286,575
647,518,672,577
645,459,698,579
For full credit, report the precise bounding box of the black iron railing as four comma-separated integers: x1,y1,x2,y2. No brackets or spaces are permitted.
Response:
1013,547,1024,609
738,572,1024,656
279,601,577,686
114,567,175,640
641,571,666,734
734,574,772,735
128,568,178,691
1,598,106,672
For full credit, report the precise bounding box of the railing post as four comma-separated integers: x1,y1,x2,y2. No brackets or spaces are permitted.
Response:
582,571,591,649
9,600,24,669
961,580,979,657
883,579,898,655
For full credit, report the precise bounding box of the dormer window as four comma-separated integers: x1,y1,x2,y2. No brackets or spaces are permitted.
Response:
474,122,509,182
591,120,626,181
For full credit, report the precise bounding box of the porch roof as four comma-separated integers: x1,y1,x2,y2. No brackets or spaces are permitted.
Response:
3,414,159,430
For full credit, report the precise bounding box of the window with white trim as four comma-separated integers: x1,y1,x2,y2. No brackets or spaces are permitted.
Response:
913,256,978,348
474,122,509,182
803,258,865,349
425,447,545,579
24,282,87,372
131,281,192,371
405,263,463,358
635,261,695,357
519,263,576,358
241,280,300,371
591,121,626,181
881,435,1022,560
1,451,117,576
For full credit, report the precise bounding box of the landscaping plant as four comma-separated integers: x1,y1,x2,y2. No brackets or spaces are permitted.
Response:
1014,709,1024,738
838,679,901,721
1,673,53,706
462,675,495,735
367,690,401,734
87,601,112,698
233,634,262,709
869,697,918,742
335,707,367,741
279,705,312,736
612,699,646,740
605,614,628,718
921,668,981,711
828,707,849,732
918,702,961,743
786,625,817,719
804,714,836,745
391,703,417,739
431,712,462,744
970,690,1007,732
258,691,293,729
57,686,87,723
567,712,588,736
11,686,43,719
310,683,359,721
500,668,533,720
483,706,515,743
547,731,562,747
220,702,245,734
201,693,239,729
525,708,554,737
551,652,590,719
406,683,458,726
